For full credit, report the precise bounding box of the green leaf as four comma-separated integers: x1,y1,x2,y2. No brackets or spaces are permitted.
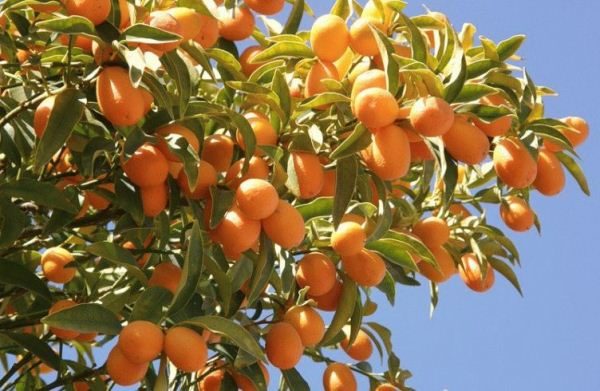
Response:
0,260,52,302
205,48,246,80
0,197,28,248
0,332,61,370
204,255,233,315
376,271,396,305
384,230,437,266
37,15,96,36
330,0,351,19
480,36,499,61
169,222,204,314
456,103,512,121
330,124,371,160
0,179,78,214
466,59,502,79
366,239,418,271
282,0,305,34
247,235,274,306
297,93,350,110
556,152,591,196
34,89,85,172
454,83,497,103
121,23,182,44
397,12,427,63
296,197,334,221
497,34,526,61
251,42,314,63
333,156,358,227
372,27,400,94
320,275,357,346
282,368,311,391
42,303,122,335
161,51,192,118
488,257,523,296
87,241,148,283
181,316,265,360
272,69,291,121
444,54,467,103
130,286,173,323
209,187,235,229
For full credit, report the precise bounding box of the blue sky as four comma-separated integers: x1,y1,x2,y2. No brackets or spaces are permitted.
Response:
292,1,600,390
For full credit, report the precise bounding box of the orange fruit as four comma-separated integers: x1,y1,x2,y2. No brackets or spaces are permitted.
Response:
177,160,218,200
63,0,111,25
350,69,387,109
493,138,538,189
410,140,434,162
376,384,398,391
448,203,471,219
310,15,350,62
91,40,116,65
499,195,535,232
140,183,168,217
283,306,325,347
354,87,398,129
296,252,337,296
418,246,457,284
123,238,153,267
198,368,225,391
238,112,278,155
473,114,512,137
412,217,450,248
409,96,455,137
331,221,366,257
458,253,495,293
213,206,261,255
304,60,340,98
156,124,200,162
240,45,263,77
309,279,342,311
118,0,130,29
265,322,304,369
292,152,325,199
164,327,208,372
318,170,337,197
48,299,80,340
545,116,590,152
73,381,90,391
244,0,284,15
235,178,279,220
148,262,182,294
341,249,386,287
533,149,565,196
202,134,235,172
41,247,76,284
87,183,115,210
231,362,270,391
166,7,202,40
106,346,148,386
96,66,145,127
141,88,154,114
323,363,357,391
442,115,490,165
349,18,384,56
362,124,410,180
261,200,305,249
118,320,164,364
225,157,270,189
58,35,93,52
341,327,373,361
33,95,56,138
140,11,183,53
123,143,169,187
193,14,219,48
218,6,255,41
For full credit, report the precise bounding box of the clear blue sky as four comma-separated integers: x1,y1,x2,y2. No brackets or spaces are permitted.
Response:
292,1,600,390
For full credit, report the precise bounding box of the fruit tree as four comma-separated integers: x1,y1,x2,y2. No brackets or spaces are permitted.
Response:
0,0,591,390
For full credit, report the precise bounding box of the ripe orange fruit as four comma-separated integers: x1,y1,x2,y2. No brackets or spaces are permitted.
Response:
265,322,304,369
296,252,337,296
533,149,565,196
410,140,434,162
244,0,284,15
493,138,538,189
292,152,325,199
545,116,590,152
499,195,535,232
123,143,169,187
118,320,164,364
156,124,200,162
41,247,76,284
198,368,225,391
283,306,325,347
148,262,182,294
318,170,337,197
63,0,111,25
225,157,270,189
261,200,305,249
214,206,261,255
140,183,168,217
164,327,208,372
193,15,219,48
473,115,512,137
412,217,450,248
418,246,457,284
310,279,342,311
448,203,471,220
442,115,490,165
33,95,56,138
91,40,116,65
350,69,387,108
218,6,255,41
177,160,218,200
238,112,278,154
231,362,270,391
341,327,373,361
48,299,80,340
240,45,263,77
331,221,366,256
375,384,398,391
166,7,202,40
342,249,386,287
323,363,357,391
118,0,130,29
459,253,495,293
362,124,410,180
349,18,383,56
87,183,115,210
141,11,183,53
235,178,279,220
310,15,350,62
106,346,148,386
73,381,90,391
354,87,398,129
409,96,455,137
202,134,235,172
304,60,340,98
96,66,145,127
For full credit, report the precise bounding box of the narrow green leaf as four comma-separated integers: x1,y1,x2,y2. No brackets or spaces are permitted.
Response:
0,332,61,370
282,368,311,391
366,239,418,271
121,24,182,44
209,187,235,229
557,152,591,196
169,222,204,314
161,51,192,118
330,0,351,19
0,197,28,248
42,303,122,335
0,261,52,302
251,42,314,63
37,15,96,36
0,179,78,214
130,287,173,323
497,34,526,61
296,197,334,221
282,0,305,34
87,241,148,283
330,124,371,160
320,275,357,346
247,235,275,306
333,156,358,227
488,257,523,296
